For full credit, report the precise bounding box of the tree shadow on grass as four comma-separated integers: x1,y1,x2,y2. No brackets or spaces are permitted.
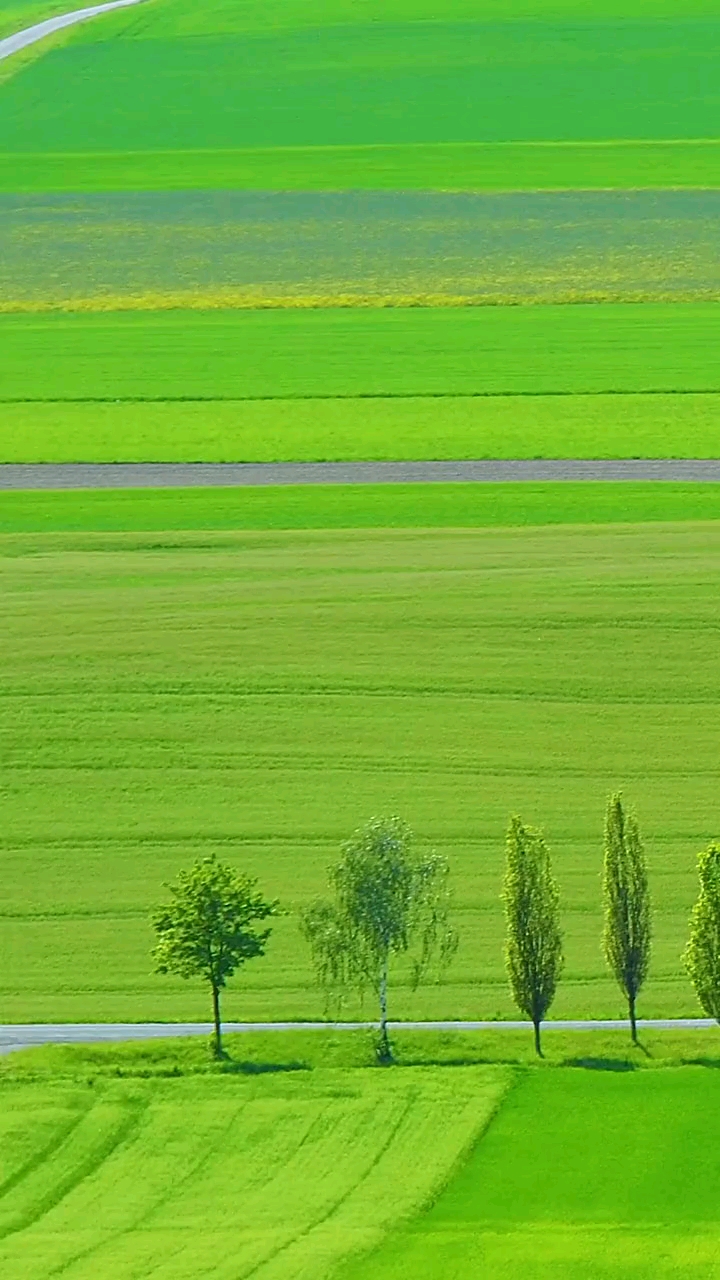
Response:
395,1055,491,1069
563,1057,637,1072
219,1059,310,1076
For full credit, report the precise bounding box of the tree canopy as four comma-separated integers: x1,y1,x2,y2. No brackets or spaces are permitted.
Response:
503,815,563,1056
301,815,457,1062
152,854,277,1056
685,842,720,1023
602,794,652,1042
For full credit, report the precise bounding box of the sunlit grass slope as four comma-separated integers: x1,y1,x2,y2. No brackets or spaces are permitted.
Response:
1,0,719,189
343,1068,720,1280
2,520,720,1023
0,1062,508,1279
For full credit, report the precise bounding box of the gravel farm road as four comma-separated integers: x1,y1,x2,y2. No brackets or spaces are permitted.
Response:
0,0,144,62
3,460,720,489
0,1019,716,1055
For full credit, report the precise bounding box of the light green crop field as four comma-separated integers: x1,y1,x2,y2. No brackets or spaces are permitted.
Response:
4,304,720,464
3,141,720,196
3,304,720,401
2,516,720,1023
0,1052,508,1279
343,1067,720,1280
2,1038,720,1280
5,484,720,535
5,395,720,465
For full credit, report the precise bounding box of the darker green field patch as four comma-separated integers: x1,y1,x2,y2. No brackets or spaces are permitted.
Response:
342,1067,720,1279
3,190,720,311
3,21,720,156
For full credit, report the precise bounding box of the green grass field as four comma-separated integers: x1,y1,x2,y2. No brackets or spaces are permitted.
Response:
4,304,720,465
0,1047,508,1279
2,515,720,1023
4,394,720,464
2,0,720,193
3,304,720,402
5,484,720,534
2,1036,720,1279
3,141,720,195
343,1067,720,1280
2,2,719,165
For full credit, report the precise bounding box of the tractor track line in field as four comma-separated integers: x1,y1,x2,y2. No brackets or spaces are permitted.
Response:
3,460,720,489
0,0,144,63
0,1019,716,1055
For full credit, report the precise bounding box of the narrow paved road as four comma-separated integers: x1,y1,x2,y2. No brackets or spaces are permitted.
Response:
3,459,720,489
0,0,144,62
0,1019,715,1055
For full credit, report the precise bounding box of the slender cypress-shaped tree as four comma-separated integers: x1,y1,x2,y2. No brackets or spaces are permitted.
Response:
602,794,651,1043
503,816,563,1056
685,842,720,1023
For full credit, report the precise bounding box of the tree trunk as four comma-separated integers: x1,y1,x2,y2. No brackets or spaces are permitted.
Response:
533,1016,543,1058
211,982,223,1058
629,991,637,1044
378,958,392,1063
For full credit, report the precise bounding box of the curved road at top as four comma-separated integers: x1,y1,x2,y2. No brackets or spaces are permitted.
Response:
0,0,144,62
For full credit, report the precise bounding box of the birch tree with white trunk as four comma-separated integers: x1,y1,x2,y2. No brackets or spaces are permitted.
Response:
301,816,457,1062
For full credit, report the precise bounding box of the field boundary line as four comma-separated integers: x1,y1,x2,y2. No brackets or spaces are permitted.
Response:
0,0,144,63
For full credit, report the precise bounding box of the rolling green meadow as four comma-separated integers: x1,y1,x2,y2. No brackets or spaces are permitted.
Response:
3,1,720,1276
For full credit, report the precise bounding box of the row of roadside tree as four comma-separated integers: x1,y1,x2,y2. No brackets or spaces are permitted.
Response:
151,796,720,1059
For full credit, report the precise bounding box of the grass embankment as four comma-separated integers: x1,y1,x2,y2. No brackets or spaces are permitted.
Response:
0,0,76,41
2,520,719,1023
3,304,720,463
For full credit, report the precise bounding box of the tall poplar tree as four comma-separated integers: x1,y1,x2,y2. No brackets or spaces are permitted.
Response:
602,794,651,1043
503,816,563,1057
685,842,720,1022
